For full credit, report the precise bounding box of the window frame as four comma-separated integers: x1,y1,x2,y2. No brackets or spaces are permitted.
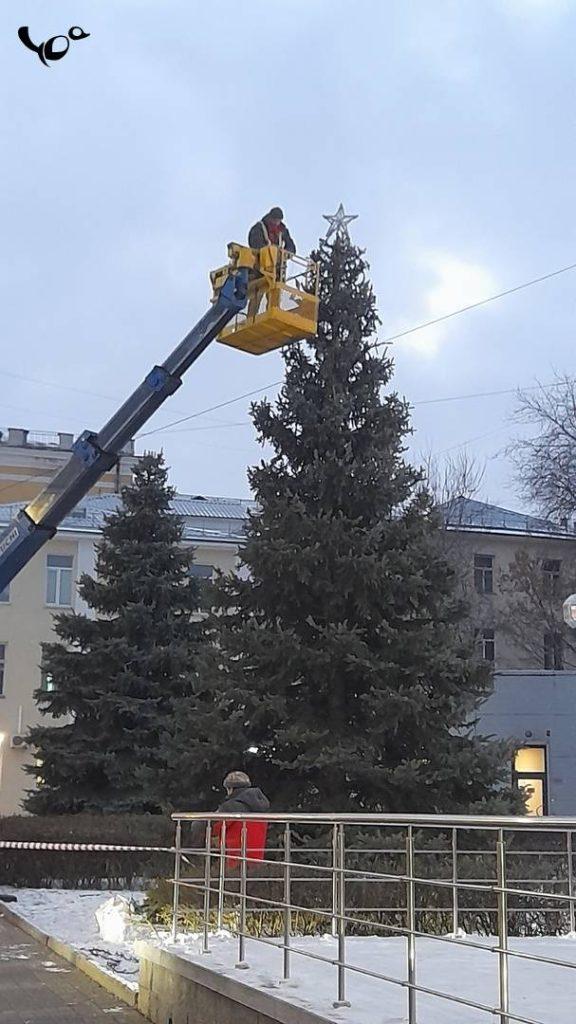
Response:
0,643,6,696
46,553,75,608
513,745,548,816
40,668,55,693
189,563,216,581
474,554,494,595
477,628,495,663
542,558,562,597
543,630,564,670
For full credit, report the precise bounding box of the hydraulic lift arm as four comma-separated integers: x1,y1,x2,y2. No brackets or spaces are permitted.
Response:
0,263,249,592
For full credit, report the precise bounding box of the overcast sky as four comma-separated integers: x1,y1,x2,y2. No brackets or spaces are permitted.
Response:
2,0,575,510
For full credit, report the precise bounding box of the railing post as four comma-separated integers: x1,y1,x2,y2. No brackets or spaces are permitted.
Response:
497,829,509,1024
332,822,351,1009
282,823,292,982
451,827,459,937
236,820,249,969
217,820,227,931
568,830,575,935
331,823,338,938
406,825,417,1024
171,819,182,943
202,820,212,954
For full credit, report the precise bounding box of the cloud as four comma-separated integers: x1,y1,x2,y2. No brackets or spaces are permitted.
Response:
397,252,497,357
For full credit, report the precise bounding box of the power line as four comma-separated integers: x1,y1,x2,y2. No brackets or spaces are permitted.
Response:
141,376,570,441
136,382,283,439
414,385,523,407
371,259,576,348
158,421,252,436
0,369,119,403
137,259,576,439
413,378,571,408
6,257,576,442
435,426,508,457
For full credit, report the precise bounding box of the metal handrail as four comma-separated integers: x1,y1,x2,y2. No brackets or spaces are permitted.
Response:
170,812,576,1023
173,809,576,828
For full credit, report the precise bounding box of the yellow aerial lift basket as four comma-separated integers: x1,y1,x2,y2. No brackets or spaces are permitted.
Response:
210,244,319,355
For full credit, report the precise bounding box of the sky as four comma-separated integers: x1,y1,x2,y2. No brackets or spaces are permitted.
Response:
2,0,576,510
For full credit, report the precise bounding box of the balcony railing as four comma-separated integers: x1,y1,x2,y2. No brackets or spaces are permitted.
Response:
171,811,576,1024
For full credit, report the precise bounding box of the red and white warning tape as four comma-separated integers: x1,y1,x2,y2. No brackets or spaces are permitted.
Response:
0,840,174,853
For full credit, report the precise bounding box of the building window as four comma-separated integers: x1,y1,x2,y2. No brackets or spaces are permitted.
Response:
46,554,74,607
41,669,55,693
0,585,9,603
513,746,548,816
0,643,5,696
474,554,494,594
543,559,561,596
477,629,495,662
190,564,215,580
544,631,564,670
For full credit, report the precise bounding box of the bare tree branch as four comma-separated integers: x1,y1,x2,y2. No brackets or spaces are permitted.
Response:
509,374,576,520
422,449,486,522
499,548,576,669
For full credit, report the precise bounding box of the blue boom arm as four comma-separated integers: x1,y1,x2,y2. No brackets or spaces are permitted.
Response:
0,269,248,591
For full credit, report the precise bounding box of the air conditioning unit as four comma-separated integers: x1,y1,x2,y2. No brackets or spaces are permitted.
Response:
10,734,29,750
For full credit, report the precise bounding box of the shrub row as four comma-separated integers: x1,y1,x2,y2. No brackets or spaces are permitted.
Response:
0,814,175,889
143,825,575,938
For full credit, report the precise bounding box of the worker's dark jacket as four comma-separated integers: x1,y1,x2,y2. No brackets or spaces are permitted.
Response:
189,785,270,847
248,219,296,254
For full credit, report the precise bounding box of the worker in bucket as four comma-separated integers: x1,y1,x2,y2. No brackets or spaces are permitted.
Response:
248,207,296,254
247,208,296,318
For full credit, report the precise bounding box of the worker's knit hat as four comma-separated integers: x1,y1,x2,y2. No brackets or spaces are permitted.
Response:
223,771,251,790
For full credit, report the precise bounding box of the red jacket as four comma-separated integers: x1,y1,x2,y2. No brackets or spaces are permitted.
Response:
210,784,270,869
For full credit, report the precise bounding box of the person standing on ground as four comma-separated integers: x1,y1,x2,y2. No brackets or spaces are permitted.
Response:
189,771,270,848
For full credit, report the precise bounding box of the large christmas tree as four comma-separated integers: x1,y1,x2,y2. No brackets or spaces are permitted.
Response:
164,219,518,815
25,453,202,814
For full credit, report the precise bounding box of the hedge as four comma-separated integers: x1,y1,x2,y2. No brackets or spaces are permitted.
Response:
144,825,574,938
0,814,175,889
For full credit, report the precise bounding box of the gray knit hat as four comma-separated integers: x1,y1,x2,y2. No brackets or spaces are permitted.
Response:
223,770,251,790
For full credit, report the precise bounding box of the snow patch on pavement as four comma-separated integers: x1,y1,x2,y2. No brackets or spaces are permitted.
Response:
0,888,148,991
2,889,576,1021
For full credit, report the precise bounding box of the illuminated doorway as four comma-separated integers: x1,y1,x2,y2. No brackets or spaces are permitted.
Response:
513,746,548,816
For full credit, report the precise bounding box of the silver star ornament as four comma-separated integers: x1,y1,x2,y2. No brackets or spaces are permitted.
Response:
323,203,358,241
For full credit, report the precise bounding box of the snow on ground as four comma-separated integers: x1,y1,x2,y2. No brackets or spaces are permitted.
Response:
165,931,576,1024
0,888,149,991
3,889,576,1022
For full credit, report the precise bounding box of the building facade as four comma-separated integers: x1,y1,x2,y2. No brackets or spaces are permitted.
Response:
1,487,575,816
481,671,576,816
0,427,138,505
447,498,576,814
445,497,576,671
0,493,254,815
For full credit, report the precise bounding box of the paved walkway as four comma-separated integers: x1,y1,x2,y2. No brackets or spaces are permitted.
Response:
0,915,143,1024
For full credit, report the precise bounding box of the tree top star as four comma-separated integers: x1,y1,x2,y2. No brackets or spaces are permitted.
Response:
323,203,358,241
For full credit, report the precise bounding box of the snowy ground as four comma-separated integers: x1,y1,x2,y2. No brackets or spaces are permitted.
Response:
0,888,148,991
2,889,576,1023
166,930,576,1024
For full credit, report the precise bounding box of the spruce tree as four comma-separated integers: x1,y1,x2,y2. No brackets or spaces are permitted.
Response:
170,227,518,815
25,452,201,814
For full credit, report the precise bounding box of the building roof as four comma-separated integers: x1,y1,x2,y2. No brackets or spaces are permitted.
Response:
444,497,573,538
1,492,571,545
0,493,257,545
